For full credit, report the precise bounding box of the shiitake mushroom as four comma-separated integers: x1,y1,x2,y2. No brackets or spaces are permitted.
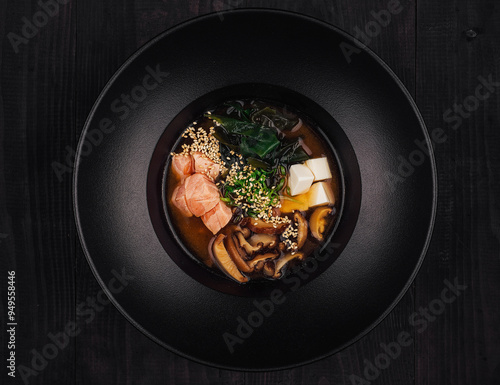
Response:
293,211,308,249
241,218,288,234
235,232,262,255
273,251,305,279
310,207,333,241
209,234,249,283
224,234,252,273
248,234,278,248
247,252,280,270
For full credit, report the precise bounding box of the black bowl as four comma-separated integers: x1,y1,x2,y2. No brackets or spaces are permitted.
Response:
74,9,436,370
149,83,361,297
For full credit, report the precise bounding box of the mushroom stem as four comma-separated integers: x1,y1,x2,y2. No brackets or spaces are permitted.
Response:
240,227,251,238
235,232,263,255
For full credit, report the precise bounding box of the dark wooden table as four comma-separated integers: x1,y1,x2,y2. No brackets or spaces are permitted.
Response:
1,0,499,384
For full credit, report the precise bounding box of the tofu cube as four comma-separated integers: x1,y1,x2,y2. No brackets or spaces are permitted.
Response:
288,164,314,196
305,157,332,181
308,182,335,207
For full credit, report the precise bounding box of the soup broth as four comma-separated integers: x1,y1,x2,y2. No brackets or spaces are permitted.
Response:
166,100,341,282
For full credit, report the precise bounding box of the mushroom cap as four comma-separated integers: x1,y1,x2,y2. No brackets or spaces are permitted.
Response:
310,206,333,241
273,251,306,279
241,218,289,234
248,233,278,249
247,252,280,270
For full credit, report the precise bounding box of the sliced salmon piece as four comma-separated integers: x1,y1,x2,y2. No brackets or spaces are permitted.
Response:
171,182,193,217
192,152,220,180
184,173,220,217
171,154,193,181
201,201,233,234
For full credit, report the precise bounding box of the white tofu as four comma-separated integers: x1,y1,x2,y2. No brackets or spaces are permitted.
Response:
288,164,314,196
305,157,332,181
308,182,335,207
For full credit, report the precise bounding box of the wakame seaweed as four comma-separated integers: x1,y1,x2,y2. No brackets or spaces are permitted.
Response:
205,112,309,168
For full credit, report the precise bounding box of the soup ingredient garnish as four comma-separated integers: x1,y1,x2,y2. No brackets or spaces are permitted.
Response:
221,165,286,222
247,252,280,270
287,157,332,196
171,154,194,181
168,100,339,284
224,234,253,273
280,192,309,213
184,173,220,216
224,101,256,122
241,218,290,235
273,251,305,279
170,128,233,234
251,107,300,131
235,232,263,254
281,221,299,252
201,201,233,235
174,125,227,174
248,234,278,248
288,164,315,196
305,157,332,181
210,234,249,283
171,170,233,234
308,181,335,207
294,212,308,249
263,262,275,277
310,207,333,241
192,152,220,181
171,184,193,217
210,115,281,160
206,114,309,168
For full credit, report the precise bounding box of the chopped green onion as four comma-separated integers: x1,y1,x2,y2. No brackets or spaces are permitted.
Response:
275,178,285,191
281,195,302,203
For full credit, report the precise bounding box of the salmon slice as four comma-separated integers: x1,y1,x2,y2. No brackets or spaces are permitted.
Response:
171,182,193,217
192,152,220,180
171,154,193,181
184,173,220,217
201,201,233,234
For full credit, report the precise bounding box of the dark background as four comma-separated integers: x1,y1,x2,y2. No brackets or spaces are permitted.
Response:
1,0,499,384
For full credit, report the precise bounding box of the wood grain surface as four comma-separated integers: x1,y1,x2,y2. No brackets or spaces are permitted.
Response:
0,0,499,384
